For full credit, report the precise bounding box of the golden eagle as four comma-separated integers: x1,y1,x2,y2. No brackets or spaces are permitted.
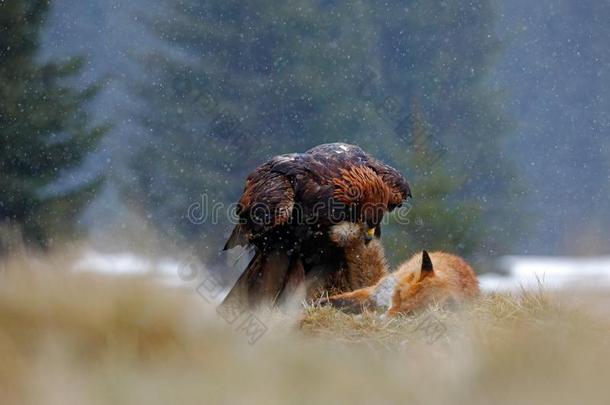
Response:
222,143,410,307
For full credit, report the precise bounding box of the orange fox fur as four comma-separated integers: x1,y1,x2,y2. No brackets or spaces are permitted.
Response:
324,223,479,315
328,221,389,289
303,222,389,301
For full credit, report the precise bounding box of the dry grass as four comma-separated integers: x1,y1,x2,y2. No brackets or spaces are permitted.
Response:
1,252,610,405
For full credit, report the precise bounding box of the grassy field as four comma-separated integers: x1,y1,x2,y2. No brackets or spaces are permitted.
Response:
1,252,610,405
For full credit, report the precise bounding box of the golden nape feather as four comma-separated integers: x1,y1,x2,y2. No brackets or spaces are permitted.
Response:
332,166,391,207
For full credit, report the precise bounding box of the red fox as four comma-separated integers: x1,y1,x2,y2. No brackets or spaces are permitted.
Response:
324,223,480,315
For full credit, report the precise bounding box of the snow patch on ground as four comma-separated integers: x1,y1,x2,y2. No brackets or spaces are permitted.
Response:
72,249,229,302
73,250,610,295
73,250,186,285
479,256,610,292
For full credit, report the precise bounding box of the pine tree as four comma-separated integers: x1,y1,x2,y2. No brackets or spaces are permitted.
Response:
382,100,482,265
368,0,518,255
128,0,379,259
0,0,105,251
129,0,516,261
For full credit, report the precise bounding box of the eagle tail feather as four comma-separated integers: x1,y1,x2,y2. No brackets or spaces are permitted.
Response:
220,249,292,308
223,225,248,250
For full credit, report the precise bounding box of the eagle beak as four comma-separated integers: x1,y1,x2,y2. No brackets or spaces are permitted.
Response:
363,227,375,244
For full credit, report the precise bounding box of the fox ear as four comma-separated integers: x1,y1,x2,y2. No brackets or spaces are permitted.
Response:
421,250,434,274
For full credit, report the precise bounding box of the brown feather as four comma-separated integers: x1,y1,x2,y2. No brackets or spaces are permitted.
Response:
332,166,390,208
221,249,291,308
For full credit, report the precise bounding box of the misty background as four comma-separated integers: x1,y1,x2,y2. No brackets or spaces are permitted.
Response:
2,0,608,274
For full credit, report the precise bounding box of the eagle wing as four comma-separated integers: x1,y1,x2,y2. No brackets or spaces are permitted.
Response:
365,156,412,208
308,143,412,208
223,159,296,250
221,152,341,308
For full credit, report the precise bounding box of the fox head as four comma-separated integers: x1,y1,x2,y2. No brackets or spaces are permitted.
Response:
392,250,435,282
389,250,448,314
413,250,434,279
323,242,479,316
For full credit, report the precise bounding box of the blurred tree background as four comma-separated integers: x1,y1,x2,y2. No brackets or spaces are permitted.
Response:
0,0,105,253
123,0,516,266
14,0,610,267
